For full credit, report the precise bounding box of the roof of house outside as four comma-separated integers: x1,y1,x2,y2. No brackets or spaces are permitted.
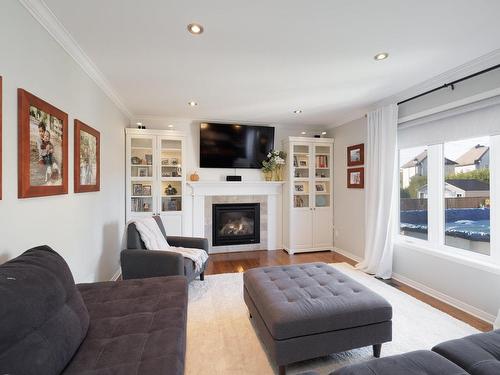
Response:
402,150,457,168
445,179,490,191
455,145,489,166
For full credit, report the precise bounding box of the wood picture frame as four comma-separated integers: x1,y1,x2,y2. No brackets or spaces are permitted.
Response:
347,143,364,166
347,167,364,189
0,77,2,200
18,89,68,198
74,119,100,193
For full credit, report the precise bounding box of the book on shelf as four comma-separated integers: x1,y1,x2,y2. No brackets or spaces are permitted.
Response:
315,155,328,168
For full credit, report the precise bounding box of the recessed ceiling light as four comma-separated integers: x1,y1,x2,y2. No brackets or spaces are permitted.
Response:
167,124,174,128
321,131,327,135
187,23,204,35
374,52,389,61
293,109,303,114
188,101,198,107
301,131,307,135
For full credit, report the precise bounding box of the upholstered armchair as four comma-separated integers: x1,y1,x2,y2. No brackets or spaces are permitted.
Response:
121,216,209,281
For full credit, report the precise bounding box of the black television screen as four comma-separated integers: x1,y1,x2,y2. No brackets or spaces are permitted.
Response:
200,123,275,168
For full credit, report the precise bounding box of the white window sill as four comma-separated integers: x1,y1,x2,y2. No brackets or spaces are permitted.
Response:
394,237,500,276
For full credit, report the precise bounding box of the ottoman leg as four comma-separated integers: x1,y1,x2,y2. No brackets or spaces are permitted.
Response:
278,365,286,375
373,344,382,358
200,272,205,281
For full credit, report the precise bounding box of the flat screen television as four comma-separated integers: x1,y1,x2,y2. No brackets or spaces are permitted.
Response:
200,123,275,168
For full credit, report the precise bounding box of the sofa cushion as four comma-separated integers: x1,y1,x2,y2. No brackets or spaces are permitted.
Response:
63,275,188,375
244,263,392,340
432,329,500,375
0,246,89,375
330,350,468,375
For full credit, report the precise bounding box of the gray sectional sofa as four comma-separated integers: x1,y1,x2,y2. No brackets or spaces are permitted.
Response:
331,329,500,375
0,246,188,375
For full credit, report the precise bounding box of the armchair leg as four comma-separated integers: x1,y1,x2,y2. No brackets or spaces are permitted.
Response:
373,344,382,358
200,272,205,281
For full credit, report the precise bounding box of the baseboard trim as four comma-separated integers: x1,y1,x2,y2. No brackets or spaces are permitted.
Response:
110,269,121,281
392,271,496,324
333,247,363,263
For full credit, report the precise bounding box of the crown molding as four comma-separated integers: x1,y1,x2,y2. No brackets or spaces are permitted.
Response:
18,0,133,119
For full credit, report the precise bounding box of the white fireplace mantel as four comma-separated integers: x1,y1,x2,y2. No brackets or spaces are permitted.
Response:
187,181,284,197
186,181,284,253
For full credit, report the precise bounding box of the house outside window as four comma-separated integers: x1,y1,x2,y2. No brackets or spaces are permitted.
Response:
399,146,428,240
443,137,490,255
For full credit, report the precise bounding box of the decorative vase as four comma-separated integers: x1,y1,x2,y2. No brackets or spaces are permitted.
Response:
273,165,284,181
263,170,273,181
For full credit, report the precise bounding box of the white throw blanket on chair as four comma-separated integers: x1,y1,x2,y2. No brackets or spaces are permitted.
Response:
133,217,208,273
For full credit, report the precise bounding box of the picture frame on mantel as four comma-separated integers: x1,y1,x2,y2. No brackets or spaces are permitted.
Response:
74,119,100,193
0,76,3,200
347,167,364,189
347,143,364,166
18,89,68,198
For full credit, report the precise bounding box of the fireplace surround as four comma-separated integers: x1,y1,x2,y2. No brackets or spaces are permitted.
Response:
212,203,260,246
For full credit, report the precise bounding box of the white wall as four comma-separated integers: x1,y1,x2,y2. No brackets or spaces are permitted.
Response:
327,117,366,259
0,1,128,282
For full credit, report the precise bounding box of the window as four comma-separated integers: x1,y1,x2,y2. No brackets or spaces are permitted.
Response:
397,135,496,262
399,146,428,240
443,137,490,255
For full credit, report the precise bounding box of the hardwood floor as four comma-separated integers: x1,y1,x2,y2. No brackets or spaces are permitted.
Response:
205,249,493,332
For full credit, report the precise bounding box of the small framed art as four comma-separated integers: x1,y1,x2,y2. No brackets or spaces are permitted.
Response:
347,143,364,166
74,119,100,193
347,167,364,189
18,89,68,198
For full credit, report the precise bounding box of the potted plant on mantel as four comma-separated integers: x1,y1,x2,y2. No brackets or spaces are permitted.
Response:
261,150,286,181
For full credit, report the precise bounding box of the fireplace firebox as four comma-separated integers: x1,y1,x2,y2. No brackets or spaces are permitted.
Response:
212,203,260,246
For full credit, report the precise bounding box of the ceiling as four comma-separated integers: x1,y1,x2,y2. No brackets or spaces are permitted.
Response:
43,0,500,126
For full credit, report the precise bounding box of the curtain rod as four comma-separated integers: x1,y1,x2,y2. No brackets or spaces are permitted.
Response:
397,63,500,106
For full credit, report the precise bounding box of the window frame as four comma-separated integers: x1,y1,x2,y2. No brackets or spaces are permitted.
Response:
395,136,500,269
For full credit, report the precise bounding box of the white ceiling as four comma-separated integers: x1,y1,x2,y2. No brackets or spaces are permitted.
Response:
43,0,500,126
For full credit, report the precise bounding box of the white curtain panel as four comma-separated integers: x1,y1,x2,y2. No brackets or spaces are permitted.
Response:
357,104,398,279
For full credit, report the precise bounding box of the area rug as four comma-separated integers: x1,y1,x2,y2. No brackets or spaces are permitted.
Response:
186,263,478,374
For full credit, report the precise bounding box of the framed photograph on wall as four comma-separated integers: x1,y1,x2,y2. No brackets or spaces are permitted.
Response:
74,119,100,193
347,167,364,189
18,89,68,198
347,143,364,166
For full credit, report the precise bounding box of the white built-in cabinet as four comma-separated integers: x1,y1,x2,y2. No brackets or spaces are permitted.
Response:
126,128,186,235
283,137,334,254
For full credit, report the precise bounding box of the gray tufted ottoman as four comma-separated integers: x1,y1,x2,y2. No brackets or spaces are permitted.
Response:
243,263,392,375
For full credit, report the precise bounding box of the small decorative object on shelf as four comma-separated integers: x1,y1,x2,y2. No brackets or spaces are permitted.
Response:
190,171,200,181
162,158,169,165
261,149,286,181
131,156,141,165
165,184,177,195
145,154,152,165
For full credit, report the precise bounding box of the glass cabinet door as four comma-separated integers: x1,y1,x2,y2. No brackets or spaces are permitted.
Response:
130,136,155,214
313,145,331,208
292,144,311,208
159,138,183,213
